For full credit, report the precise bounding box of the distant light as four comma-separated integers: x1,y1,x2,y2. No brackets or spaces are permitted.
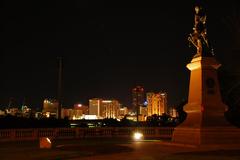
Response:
46,112,50,118
144,101,148,106
44,100,49,103
77,104,82,107
160,93,166,96
102,100,112,103
133,132,143,141
84,115,97,120
46,138,51,144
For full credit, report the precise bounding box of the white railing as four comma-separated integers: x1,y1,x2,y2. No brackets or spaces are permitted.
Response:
0,127,174,141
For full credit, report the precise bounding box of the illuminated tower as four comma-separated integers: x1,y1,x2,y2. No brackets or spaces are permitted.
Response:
132,86,144,114
147,92,167,116
102,100,120,119
89,98,102,118
159,92,167,115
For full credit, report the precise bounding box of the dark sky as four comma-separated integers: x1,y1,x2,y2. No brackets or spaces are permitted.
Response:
2,1,240,109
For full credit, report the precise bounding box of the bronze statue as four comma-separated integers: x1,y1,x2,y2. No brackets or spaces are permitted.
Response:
188,5,214,57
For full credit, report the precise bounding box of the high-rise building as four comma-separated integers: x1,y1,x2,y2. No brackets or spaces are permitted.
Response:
132,86,144,114
89,98,102,118
89,98,120,119
102,100,120,119
147,92,167,116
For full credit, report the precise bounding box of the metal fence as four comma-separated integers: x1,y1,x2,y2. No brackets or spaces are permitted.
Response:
0,127,174,141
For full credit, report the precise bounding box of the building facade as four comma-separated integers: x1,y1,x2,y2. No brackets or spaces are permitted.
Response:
74,103,89,115
132,86,144,114
89,98,102,118
102,100,120,119
89,98,120,119
147,92,167,116
118,106,128,119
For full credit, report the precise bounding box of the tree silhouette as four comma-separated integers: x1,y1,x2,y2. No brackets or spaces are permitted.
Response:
175,99,187,125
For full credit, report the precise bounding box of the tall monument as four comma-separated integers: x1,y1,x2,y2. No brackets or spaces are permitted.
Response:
172,4,240,145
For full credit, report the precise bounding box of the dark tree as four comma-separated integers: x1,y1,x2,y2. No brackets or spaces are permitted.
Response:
175,99,187,125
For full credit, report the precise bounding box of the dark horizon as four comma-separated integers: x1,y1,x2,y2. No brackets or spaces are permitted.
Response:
2,1,240,109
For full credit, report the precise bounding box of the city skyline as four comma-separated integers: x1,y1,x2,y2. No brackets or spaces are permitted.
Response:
2,1,240,108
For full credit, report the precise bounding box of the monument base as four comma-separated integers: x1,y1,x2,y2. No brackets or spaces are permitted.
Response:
172,103,240,146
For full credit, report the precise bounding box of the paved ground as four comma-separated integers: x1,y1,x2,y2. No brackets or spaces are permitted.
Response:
1,138,240,160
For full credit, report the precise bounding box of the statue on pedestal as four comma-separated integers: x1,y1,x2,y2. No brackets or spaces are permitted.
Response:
188,6,214,57
173,4,240,146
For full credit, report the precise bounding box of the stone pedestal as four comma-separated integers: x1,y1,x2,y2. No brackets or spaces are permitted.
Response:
172,56,240,145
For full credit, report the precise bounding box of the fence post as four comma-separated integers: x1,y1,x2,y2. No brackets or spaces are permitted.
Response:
10,129,16,141
33,129,38,140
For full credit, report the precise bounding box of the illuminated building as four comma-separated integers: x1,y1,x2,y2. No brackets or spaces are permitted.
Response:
125,115,137,121
74,103,89,115
102,100,120,119
61,104,89,120
118,106,128,119
138,106,147,121
35,112,43,119
169,107,178,118
61,108,83,120
140,106,147,116
6,108,20,116
89,98,120,119
147,92,167,116
89,98,103,119
132,86,144,114
42,99,58,118
21,105,31,117
0,110,5,116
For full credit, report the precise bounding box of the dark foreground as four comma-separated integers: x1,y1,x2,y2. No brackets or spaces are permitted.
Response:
1,138,240,160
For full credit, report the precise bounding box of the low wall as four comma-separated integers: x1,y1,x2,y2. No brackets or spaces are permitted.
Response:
0,127,174,141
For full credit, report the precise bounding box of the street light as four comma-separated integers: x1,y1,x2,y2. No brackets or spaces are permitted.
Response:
133,132,143,141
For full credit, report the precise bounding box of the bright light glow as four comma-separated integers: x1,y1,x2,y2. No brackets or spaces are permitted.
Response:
46,138,51,144
133,132,143,140
77,104,82,107
144,101,148,106
44,100,49,103
46,112,50,118
102,100,112,103
83,115,97,120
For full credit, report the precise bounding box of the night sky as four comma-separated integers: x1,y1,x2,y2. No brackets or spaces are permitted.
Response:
2,1,240,109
